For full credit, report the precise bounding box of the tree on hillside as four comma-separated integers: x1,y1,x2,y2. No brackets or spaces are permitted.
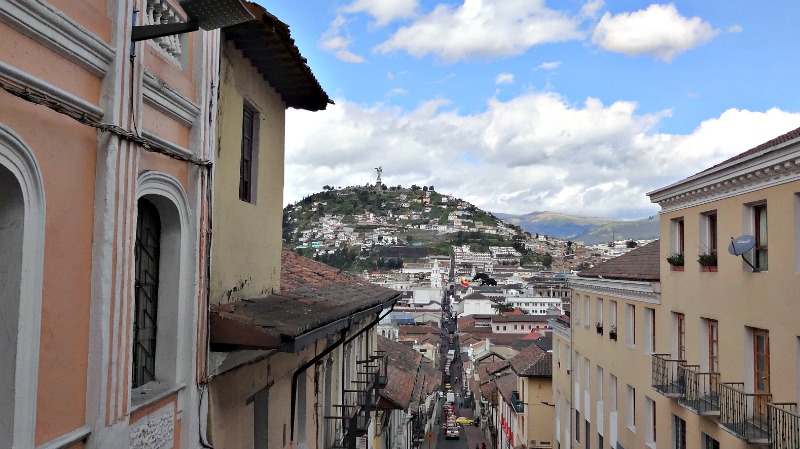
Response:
541,253,554,269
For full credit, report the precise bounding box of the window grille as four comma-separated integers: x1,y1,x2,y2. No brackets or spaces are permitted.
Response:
133,199,161,388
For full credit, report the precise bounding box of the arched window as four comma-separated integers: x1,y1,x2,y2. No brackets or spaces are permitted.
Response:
131,172,193,406
0,125,45,449
0,162,24,442
133,198,161,388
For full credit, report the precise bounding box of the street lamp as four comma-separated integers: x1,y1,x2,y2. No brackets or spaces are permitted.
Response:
131,0,254,42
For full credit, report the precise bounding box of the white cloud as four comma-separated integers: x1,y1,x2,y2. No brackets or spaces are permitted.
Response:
495,73,515,84
341,0,419,27
319,15,366,63
373,0,584,63
285,91,800,219
592,4,719,62
386,87,409,96
580,0,604,19
537,61,562,70
728,24,743,33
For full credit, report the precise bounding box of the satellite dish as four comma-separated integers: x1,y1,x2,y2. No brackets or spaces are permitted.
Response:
728,235,756,255
728,235,760,272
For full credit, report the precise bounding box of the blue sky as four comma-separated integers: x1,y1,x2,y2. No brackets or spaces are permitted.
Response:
259,0,800,219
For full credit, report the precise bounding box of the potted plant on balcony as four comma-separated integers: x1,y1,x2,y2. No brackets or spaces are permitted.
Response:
609,325,617,341
666,253,684,271
698,252,718,272
596,322,603,334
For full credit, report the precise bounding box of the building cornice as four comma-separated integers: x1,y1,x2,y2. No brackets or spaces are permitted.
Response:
143,72,201,128
648,137,800,213
570,278,660,304
0,0,114,76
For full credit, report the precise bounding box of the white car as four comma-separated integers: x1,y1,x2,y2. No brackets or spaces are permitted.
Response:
445,426,460,439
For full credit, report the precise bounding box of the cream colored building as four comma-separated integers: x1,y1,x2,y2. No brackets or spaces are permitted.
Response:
553,126,800,449
646,126,800,449
551,241,661,449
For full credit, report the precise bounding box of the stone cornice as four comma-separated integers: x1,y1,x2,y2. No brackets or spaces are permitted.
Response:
648,137,800,213
143,71,201,128
570,278,660,304
0,0,114,76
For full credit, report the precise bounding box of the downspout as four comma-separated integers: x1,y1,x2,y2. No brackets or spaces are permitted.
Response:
291,300,397,441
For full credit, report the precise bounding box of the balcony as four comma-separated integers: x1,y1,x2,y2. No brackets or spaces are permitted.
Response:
719,382,771,444
769,403,800,449
651,354,686,398
510,391,524,413
324,351,389,449
677,365,719,416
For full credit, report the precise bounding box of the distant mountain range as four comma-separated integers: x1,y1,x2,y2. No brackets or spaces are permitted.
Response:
494,211,659,245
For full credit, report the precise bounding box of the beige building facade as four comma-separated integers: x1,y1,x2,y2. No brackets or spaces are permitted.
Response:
551,241,662,449
553,126,800,449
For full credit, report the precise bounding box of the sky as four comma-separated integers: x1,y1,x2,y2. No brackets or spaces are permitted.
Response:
259,0,800,220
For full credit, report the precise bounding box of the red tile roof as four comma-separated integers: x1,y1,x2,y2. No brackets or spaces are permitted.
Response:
210,251,400,350
378,335,422,409
509,343,551,377
578,240,660,281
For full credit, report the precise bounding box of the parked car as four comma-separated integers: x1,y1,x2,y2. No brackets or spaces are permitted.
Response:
445,426,460,439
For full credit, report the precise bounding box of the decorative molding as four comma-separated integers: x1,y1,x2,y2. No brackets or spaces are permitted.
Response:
649,139,800,213
569,278,660,305
549,320,570,342
0,60,105,121
140,130,193,159
142,72,200,128
129,406,174,449
0,0,114,76
35,426,90,449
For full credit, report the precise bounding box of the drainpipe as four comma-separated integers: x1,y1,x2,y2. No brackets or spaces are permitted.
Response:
290,302,396,441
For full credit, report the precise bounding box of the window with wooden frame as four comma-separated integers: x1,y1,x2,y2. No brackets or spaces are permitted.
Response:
753,328,770,418
673,415,686,449
239,103,258,203
672,217,685,255
707,213,718,254
754,204,768,270
676,313,686,361
707,319,719,375
626,303,636,347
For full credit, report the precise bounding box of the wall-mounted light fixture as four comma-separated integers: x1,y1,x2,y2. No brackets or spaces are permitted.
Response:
131,0,254,42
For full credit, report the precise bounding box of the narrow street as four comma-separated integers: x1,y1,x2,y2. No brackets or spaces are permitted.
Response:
430,297,488,449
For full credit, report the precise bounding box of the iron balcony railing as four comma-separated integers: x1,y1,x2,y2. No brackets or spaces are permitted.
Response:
769,403,800,449
719,382,772,444
325,350,389,449
651,354,686,398
510,391,524,413
677,365,720,416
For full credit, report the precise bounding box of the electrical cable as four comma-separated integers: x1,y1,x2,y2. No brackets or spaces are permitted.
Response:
0,76,212,168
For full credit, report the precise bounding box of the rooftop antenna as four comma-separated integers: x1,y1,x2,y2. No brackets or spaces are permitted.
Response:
728,235,759,272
